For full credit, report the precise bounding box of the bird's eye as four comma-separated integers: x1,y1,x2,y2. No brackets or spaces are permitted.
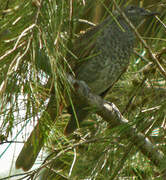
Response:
128,6,135,10
127,5,136,13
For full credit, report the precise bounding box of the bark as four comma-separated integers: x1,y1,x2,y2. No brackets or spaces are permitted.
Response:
68,74,166,176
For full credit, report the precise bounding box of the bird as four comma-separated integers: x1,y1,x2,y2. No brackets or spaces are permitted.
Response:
16,5,158,171
64,5,158,135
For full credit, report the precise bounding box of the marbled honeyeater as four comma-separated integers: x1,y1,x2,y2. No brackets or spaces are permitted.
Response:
16,5,158,171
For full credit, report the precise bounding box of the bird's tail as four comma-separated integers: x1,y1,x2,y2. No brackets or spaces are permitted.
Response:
15,123,45,171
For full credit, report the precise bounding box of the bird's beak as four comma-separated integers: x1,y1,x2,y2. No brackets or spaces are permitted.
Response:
144,11,159,16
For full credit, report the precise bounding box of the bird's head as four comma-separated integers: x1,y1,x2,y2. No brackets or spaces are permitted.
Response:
123,5,159,26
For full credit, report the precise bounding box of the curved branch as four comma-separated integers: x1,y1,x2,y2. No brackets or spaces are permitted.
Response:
68,75,166,174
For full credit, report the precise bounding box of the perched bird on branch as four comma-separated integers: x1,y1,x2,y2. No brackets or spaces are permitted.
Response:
16,5,158,171
64,5,158,135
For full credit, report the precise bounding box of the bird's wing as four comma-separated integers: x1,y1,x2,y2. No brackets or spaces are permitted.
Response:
67,17,112,71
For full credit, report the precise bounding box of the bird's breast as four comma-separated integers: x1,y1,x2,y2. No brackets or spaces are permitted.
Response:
76,22,135,95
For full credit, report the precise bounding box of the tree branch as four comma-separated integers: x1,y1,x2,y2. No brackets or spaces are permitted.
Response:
68,74,166,174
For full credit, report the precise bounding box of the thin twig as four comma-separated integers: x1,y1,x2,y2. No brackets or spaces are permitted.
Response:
113,1,166,79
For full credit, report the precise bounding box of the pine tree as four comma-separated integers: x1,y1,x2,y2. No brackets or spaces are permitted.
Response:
0,0,166,179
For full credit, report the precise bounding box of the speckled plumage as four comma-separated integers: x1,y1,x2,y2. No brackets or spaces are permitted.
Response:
76,18,134,95
65,6,157,135
15,6,157,172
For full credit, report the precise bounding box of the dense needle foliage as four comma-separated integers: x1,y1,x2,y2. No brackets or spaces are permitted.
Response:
0,0,166,179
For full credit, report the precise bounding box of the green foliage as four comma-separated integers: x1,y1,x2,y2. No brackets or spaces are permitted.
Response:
0,0,166,179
